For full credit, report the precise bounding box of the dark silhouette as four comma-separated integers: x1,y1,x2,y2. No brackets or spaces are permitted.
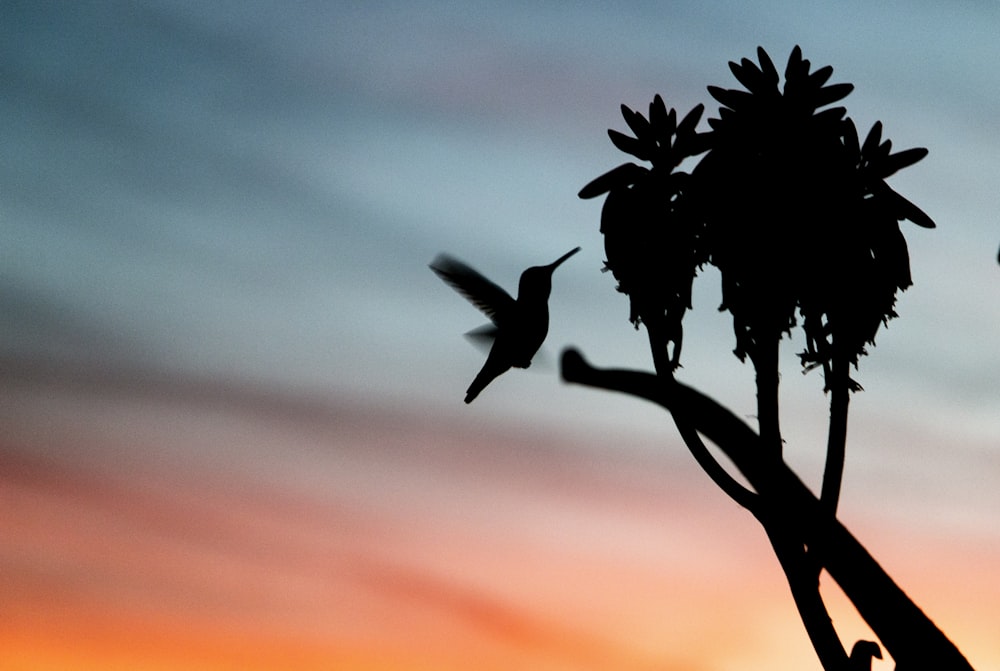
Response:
430,247,580,402
433,46,976,670
568,46,971,671
849,640,882,671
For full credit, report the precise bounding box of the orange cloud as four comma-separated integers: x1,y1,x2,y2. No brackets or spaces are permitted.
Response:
1,370,996,670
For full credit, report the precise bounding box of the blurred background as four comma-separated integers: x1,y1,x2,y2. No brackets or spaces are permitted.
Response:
1,2,998,669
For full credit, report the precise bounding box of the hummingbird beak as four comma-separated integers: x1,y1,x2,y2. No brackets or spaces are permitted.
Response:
546,246,581,272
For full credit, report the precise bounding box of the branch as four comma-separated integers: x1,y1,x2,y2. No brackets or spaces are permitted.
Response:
673,406,762,512
643,309,850,670
560,347,975,671
562,348,769,487
563,348,759,511
642,322,760,513
565,347,846,669
764,524,850,671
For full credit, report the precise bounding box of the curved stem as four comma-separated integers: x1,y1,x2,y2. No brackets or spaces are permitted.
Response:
572,341,847,667
629,322,844,670
674,412,761,512
763,522,850,671
644,321,759,512
560,348,975,671
820,354,850,519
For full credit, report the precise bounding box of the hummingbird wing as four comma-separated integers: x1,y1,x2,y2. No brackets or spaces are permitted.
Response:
464,323,499,352
429,254,516,326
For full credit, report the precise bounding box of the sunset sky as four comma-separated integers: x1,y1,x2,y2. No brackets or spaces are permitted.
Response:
1,2,998,670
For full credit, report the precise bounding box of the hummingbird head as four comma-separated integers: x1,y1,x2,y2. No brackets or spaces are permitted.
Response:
517,247,581,299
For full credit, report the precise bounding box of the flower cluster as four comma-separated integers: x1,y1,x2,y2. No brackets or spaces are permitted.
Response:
581,46,934,388
578,96,710,370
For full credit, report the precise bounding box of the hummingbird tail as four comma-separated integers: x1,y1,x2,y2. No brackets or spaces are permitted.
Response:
464,375,488,403
464,361,508,403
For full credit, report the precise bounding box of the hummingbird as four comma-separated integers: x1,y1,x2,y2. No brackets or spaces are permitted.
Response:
430,247,581,403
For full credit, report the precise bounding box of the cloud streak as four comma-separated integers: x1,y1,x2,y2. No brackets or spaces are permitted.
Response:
2,362,997,669
1,2,997,669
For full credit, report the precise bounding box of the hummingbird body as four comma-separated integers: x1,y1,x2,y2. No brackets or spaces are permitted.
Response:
430,247,580,403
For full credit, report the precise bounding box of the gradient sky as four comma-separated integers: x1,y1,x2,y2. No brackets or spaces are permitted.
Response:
1,2,998,670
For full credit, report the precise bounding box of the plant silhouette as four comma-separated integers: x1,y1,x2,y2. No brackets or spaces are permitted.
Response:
569,46,972,671
433,46,975,670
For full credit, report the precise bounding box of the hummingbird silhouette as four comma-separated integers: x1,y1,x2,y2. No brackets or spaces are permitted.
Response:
430,247,581,403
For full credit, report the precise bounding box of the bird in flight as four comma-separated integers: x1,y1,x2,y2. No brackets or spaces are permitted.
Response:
430,247,581,403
